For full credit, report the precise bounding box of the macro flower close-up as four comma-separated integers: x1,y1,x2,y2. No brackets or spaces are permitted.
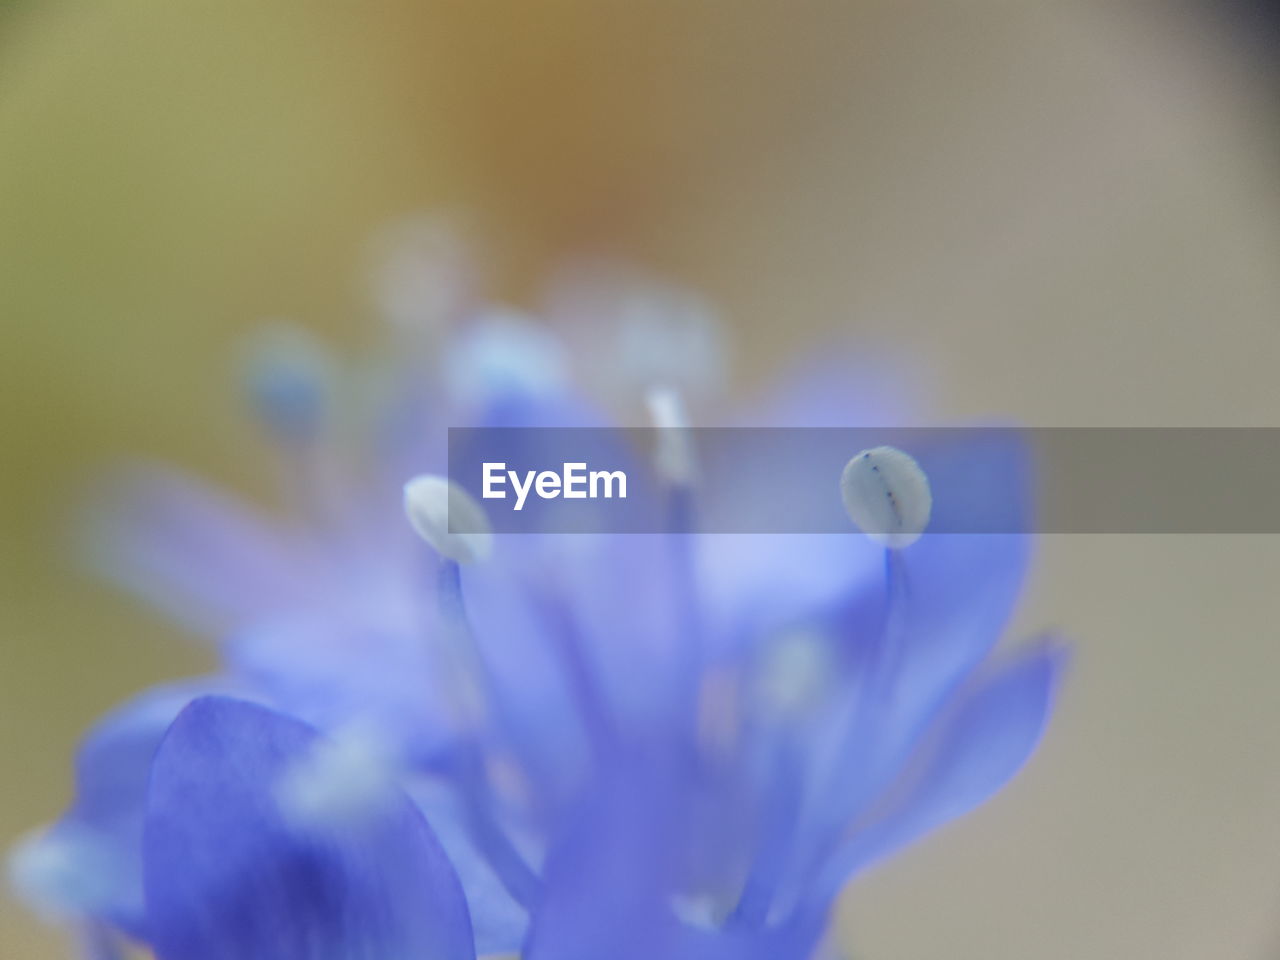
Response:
9,234,1064,959
4,4,1280,960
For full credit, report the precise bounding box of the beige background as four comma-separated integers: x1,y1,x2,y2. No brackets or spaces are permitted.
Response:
3,2,1280,957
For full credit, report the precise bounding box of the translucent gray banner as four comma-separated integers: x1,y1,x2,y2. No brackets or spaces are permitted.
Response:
446,427,1280,534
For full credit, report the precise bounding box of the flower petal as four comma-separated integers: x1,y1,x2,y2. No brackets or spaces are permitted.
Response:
9,680,235,936
83,466,311,635
812,642,1067,900
860,429,1035,735
695,533,882,654
523,756,821,960
523,760,681,960
815,430,1036,786
143,696,474,960
226,613,457,768
411,781,529,956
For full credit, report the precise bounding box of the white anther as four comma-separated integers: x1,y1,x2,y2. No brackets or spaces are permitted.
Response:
404,475,493,564
275,725,399,831
646,385,697,486
840,446,932,549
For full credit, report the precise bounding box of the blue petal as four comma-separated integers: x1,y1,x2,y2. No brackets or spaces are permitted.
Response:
673,924,824,960
750,434,1034,893
143,696,474,960
555,533,700,731
83,466,313,635
463,533,698,760
882,534,1032,742
695,533,882,654
71,680,240,835
411,782,529,955
523,757,821,960
226,612,457,768
456,546,593,801
523,760,682,960
812,642,1067,900
11,680,236,936
872,429,1035,751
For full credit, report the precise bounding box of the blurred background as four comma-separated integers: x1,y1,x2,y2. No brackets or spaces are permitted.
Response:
3,2,1280,957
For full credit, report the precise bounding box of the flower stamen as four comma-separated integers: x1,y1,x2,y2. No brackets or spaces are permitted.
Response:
840,446,931,549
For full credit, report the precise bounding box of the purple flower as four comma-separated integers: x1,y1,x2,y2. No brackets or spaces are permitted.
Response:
143,696,474,960
10,229,1066,959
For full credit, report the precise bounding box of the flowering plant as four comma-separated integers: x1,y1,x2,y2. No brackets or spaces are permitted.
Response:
10,220,1065,960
